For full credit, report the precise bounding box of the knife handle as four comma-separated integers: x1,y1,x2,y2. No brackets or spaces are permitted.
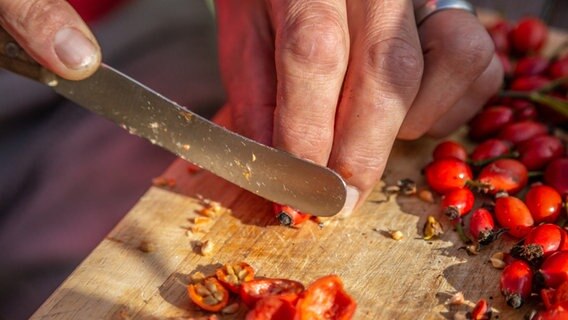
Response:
0,27,55,84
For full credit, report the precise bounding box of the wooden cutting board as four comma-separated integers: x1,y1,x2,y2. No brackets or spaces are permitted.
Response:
27,129,527,320
32,13,566,320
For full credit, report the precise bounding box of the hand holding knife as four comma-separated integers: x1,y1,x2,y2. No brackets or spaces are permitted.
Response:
0,27,348,217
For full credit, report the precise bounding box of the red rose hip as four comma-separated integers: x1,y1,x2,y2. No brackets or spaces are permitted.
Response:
497,121,548,145
441,188,474,220
510,17,548,54
432,141,468,162
525,184,563,223
495,194,534,238
510,75,550,91
518,135,565,170
510,224,566,263
468,106,514,141
500,260,533,308
424,158,473,194
514,56,549,77
470,139,511,164
469,207,499,245
544,158,568,196
538,251,568,289
476,159,528,195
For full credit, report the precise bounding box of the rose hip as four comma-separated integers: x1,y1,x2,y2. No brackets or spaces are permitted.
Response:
424,158,473,194
510,224,566,263
533,305,568,320
471,298,491,320
544,158,568,196
495,194,534,238
514,103,538,121
273,204,310,227
510,17,548,55
500,260,533,308
470,139,511,164
525,184,563,223
497,121,548,145
468,106,514,141
548,55,568,80
510,75,550,91
538,251,568,289
476,159,528,195
469,207,499,245
497,53,513,77
517,135,565,170
514,56,549,77
508,99,538,121
553,281,568,309
488,20,511,54
432,141,468,162
441,188,474,220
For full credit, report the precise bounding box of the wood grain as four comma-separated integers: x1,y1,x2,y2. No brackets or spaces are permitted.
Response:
32,12,567,320
30,129,527,320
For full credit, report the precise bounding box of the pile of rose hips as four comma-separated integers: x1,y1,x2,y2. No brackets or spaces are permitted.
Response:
424,16,567,319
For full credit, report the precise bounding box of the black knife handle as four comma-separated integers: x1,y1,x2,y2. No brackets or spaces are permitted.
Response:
0,27,54,84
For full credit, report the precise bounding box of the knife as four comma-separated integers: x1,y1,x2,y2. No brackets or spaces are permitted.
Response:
0,28,347,217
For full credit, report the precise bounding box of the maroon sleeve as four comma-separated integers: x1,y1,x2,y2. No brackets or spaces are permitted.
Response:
67,0,129,22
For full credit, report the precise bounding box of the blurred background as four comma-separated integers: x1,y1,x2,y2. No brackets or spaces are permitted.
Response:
471,0,568,28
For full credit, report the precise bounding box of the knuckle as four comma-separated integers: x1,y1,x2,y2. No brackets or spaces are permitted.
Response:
335,153,384,192
281,8,347,74
398,125,424,140
276,119,333,163
479,56,504,96
445,28,494,77
365,36,423,89
13,0,64,31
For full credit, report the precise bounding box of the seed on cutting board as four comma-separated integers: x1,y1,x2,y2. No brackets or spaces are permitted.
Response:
190,272,206,284
447,292,465,305
199,240,214,256
453,310,467,320
190,226,203,234
221,303,239,314
192,217,211,225
423,216,444,240
390,230,404,241
397,178,417,195
137,240,155,253
418,189,434,203
490,252,506,269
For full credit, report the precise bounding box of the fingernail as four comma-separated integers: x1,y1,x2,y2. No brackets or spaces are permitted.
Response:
336,185,360,219
54,28,98,70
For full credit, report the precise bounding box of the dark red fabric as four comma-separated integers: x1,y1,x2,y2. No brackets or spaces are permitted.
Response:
67,0,128,22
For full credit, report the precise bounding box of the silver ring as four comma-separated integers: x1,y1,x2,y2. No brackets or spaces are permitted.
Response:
415,0,476,26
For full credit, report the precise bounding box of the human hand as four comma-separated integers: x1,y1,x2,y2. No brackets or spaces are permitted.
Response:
0,0,101,80
215,0,503,215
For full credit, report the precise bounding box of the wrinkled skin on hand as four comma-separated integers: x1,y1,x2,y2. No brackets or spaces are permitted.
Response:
215,0,503,214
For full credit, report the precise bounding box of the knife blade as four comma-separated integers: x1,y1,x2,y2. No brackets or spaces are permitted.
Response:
0,30,347,217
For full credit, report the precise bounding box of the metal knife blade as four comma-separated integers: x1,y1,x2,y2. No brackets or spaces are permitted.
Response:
0,27,347,216
50,65,347,216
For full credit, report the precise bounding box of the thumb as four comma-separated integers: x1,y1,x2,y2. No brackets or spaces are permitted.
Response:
0,0,101,80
